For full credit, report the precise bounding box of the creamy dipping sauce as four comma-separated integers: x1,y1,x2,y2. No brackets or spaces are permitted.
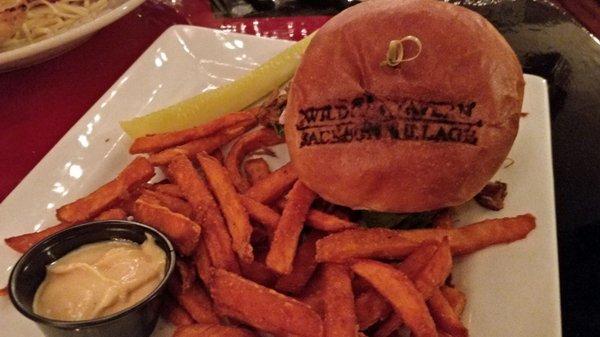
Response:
33,234,166,321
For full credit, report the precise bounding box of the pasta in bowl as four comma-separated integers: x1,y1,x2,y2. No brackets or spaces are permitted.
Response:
0,0,144,71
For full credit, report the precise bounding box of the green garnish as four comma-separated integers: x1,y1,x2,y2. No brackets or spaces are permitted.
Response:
358,210,439,229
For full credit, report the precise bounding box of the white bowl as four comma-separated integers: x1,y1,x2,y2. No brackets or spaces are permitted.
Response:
0,0,146,72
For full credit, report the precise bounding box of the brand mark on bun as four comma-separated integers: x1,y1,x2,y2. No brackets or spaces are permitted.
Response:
296,93,482,148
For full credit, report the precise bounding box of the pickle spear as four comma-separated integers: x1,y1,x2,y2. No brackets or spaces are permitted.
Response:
120,33,314,138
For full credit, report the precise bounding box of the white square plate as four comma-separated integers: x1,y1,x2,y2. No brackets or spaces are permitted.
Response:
0,25,561,337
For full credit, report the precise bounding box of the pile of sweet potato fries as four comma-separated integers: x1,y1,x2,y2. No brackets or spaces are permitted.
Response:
4,108,536,337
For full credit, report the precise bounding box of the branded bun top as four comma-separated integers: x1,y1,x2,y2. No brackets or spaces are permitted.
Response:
284,0,524,212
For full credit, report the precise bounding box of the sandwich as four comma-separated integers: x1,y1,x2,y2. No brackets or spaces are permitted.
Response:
283,0,524,214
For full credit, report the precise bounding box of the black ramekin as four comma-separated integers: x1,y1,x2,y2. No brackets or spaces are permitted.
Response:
8,220,176,337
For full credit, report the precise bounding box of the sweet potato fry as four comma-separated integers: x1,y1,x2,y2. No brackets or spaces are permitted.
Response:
117,157,157,187
135,192,162,207
194,240,214,286
225,128,283,192
175,260,197,291
352,274,372,294
266,181,316,274
396,241,440,279
118,201,136,218
162,296,195,326
316,228,419,263
440,286,467,316
306,210,358,232
240,259,278,287
198,153,254,263
94,208,128,221
130,110,257,154
211,148,225,164
244,162,298,204
239,195,280,232
169,276,220,324
351,260,437,337
149,125,251,166
141,189,193,218
5,222,73,253
132,199,201,256
373,314,403,337
318,214,535,262
167,155,240,273
377,239,453,334
427,288,468,337
355,289,392,330
210,269,323,337
274,232,320,294
244,158,271,185
296,267,326,316
117,185,145,214
154,183,185,198
275,199,357,233
173,324,258,337
321,264,357,337
355,241,439,331
396,214,536,255
271,332,304,337
57,157,154,223
412,238,452,300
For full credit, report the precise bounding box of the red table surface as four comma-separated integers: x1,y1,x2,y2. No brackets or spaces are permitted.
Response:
0,0,597,202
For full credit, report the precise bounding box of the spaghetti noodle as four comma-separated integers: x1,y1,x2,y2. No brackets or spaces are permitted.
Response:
0,0,108,51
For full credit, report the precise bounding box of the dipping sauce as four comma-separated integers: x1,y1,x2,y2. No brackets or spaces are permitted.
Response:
33,234,166,321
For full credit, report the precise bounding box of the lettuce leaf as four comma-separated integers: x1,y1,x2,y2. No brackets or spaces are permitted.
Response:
357,210,439,229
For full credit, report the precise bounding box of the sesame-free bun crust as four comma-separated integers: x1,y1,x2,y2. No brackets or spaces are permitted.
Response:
284,0,524,212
